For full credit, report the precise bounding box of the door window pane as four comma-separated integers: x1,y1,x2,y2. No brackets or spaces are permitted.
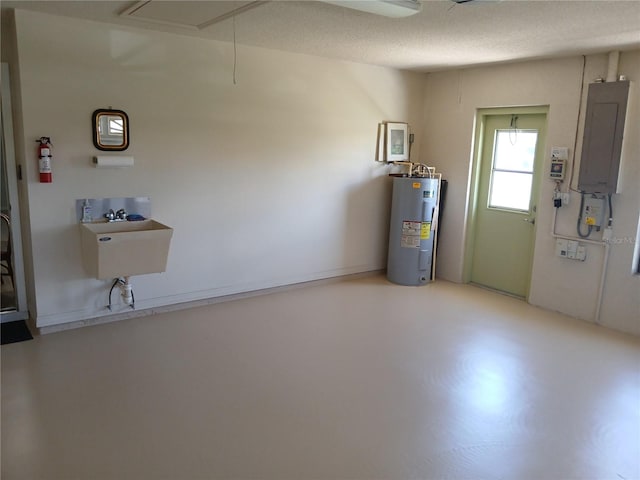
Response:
489,171,533,210
489,129,538,211
493,130,537,172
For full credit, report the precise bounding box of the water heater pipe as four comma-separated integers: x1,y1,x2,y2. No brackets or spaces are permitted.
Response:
392,161,414,176
431,173,443,281
606,51,620,82
391,161,435,178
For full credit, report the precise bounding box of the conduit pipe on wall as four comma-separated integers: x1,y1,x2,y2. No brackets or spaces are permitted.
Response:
594,243,611,323
606,51,620,82
551,207,610,324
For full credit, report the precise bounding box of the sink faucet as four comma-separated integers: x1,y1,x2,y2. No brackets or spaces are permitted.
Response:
104,209,127,222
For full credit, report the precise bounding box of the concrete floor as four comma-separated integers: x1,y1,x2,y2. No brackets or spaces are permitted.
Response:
2,275,639,480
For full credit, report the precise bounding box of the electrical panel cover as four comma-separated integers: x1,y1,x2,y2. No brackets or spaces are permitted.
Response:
578,81,630,194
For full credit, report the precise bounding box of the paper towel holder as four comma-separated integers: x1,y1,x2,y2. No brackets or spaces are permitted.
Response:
92,108,129,151
93,155,134,168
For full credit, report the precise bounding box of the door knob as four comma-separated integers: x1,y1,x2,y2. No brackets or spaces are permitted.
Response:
523,217,535,225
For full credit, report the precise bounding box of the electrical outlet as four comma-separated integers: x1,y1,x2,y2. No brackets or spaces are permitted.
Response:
553,192,570,207
556,238,586,261
556,239,568,258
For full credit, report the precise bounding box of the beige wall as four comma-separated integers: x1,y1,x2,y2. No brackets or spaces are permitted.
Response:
10,10,426,328
422,52,640,335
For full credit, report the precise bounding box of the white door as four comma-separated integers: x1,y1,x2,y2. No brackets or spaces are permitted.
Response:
1,63,28,322
470,112,546,298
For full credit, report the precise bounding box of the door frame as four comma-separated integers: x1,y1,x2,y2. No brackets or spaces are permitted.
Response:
463,105,549,299
1,63,29,322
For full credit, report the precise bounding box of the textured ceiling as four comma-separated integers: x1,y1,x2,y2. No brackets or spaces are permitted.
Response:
2,0,639,72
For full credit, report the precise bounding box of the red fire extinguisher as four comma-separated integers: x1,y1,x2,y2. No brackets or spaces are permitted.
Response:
37,137,52,183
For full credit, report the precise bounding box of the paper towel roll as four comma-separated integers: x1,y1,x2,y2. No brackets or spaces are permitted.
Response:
93,156,134,168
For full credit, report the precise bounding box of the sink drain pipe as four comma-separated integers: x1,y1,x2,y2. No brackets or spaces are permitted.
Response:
107,277,135,310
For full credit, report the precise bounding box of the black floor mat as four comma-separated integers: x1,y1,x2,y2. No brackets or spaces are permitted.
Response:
1,320,34,345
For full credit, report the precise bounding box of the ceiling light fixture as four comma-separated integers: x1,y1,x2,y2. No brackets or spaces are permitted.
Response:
321,0,421,18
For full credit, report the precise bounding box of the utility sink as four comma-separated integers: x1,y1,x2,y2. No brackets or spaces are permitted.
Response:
80,220,173,280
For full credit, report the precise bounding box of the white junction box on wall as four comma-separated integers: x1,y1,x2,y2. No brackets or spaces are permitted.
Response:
555,238,587,261
550,147,569,181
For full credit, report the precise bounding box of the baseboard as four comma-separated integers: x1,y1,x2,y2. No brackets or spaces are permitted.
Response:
38,269,383,335
468,282,526,300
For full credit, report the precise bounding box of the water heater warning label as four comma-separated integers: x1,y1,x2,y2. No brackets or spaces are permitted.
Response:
421,222,431,239
401,221,421,248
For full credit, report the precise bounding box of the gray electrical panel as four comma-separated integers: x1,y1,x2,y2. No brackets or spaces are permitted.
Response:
578,80,630,194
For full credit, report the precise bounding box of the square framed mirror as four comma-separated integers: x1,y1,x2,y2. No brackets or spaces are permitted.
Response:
92,109,129,151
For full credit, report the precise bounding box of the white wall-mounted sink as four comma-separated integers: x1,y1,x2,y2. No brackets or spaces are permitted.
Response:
80,220,173,280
